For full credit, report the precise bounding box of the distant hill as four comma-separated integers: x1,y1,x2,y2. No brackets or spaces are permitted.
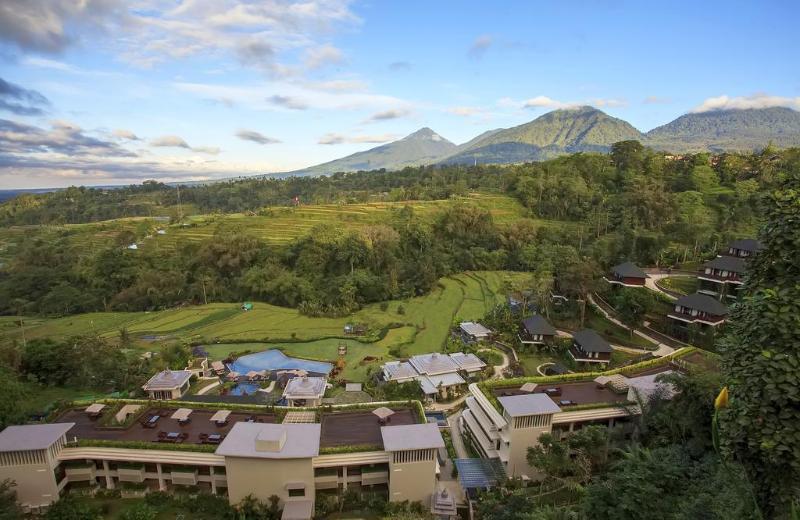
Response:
644,106,800,152
287,127,456,176
282,106,800,176
441,106,643,164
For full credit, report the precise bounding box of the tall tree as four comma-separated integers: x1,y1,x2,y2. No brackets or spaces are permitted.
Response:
718,165,800,516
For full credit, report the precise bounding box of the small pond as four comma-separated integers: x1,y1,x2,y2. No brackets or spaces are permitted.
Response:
228,382,261,396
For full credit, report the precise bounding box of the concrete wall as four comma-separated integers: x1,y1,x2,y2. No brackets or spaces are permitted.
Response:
505,420,552,479
224,457,314,507
388,452,437,504
0,456,59,508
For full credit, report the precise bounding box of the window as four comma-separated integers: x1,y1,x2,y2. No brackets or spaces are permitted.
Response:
288,488,305,497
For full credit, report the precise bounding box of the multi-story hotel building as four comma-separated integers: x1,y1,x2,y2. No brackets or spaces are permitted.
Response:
0,401,444,518
461,349,705,479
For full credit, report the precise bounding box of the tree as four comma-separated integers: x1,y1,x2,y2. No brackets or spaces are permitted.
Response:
718,165,800,516
45,495,101,520
527,426,610,489
0,479,22,520
0,369,28,429
613,288,654,337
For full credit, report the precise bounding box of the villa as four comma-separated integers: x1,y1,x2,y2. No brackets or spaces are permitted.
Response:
698,255,747,301
458,322,493,344
604,261,649,287
668,292,729,329
282,376,327,407
568,329,613,368
722,238,763,258
0,402,445,518
142,370,193,400
382,352,486,400
518,315,557,346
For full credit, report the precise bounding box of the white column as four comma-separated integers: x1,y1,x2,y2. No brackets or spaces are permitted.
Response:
342,466,348,490
103,460,114,489
210,466,217,495
157,463,166,491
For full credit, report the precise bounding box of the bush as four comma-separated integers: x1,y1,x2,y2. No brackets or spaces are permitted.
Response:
397,304,405,315
120,503,157,520
380,301,389,311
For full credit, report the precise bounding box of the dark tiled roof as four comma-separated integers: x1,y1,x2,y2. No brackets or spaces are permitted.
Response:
676,293,729,316
611,261,648,279
704,256,747,273
572,329,613,353
521,315,557,335
728,238,763,252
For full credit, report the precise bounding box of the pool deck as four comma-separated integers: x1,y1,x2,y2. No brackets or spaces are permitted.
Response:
319,409,416,448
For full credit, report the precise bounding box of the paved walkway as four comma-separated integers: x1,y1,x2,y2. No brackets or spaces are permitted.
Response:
644,272,694,301
588,294,675,358
195,380,220,395
447,411,469,459
479,348,510,379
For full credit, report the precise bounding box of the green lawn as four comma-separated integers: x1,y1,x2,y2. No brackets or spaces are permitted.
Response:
552,307,655,350
3,271,529,382
658,276,698,296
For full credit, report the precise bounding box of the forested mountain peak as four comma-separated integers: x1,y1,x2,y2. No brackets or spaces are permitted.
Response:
645,106,800,152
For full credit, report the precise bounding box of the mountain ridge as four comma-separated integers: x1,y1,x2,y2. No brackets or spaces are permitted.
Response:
285,106,800,176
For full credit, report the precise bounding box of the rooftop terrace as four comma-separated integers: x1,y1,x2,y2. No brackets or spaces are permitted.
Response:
56,404,419,451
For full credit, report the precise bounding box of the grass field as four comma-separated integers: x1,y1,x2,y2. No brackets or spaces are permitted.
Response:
658,275,698,296
0,192,581,263
1,271,528,381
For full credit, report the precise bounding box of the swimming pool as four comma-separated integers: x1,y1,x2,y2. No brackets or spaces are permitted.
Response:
227,349,333,376
228,382,261,396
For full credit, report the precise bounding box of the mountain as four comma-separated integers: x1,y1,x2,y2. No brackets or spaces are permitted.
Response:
645,107,800,152
287,127,456,176
441,106,643,164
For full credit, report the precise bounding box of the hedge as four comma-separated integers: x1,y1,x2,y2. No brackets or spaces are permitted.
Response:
318,444,383,455
72,438,218,453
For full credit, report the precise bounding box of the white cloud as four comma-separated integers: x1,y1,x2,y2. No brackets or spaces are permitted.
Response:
150,134,218,154
112,128,139,140
318,133,399,145
447,106,483,117
692,94,800,112
518,95,627,110
364,108,411,122
523,96,568,109
304,44,344,69
236,129,281,145
468,34,493,59
267,95,308,110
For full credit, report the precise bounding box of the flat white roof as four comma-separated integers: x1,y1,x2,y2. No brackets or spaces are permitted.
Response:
143,369,192,391
209,410,231,422
381,423,444,452
0,423,74,452
498,394,562,417
459,321,492,337
216,423,321,459
283,376,326,398
85,403,105,414
171,408,193,421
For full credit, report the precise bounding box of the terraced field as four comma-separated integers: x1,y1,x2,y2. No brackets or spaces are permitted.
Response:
0,271,529,380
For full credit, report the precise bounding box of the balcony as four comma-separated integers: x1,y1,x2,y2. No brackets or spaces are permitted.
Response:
64,465,96,482
117,466,146,483
170,469,198,486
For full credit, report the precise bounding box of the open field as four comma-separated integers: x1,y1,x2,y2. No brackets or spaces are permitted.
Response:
1,271,528,381
658,275,698,296
0,193,582,263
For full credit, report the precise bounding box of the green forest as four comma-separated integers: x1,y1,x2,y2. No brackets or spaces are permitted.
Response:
0,141,794,319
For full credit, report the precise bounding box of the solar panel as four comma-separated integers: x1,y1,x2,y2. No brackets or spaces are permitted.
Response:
454,458,507,489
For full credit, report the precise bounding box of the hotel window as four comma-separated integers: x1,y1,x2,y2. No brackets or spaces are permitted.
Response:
288,488,305,497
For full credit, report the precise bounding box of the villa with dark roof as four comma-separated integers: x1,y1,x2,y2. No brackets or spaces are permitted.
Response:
569,329,613,367
518,315,557,346
723,238,763,258
668,292,729,329
604,261,649,287
698,255,747,301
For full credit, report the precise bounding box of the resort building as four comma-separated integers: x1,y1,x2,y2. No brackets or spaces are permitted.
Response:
698,255,747,301
142,370,193,400
723,238,762,258
568,329,613,368
0,402,445,518
460,353,701,479
382,352,486,401
604,261,649,287
282,376,327,407
458,322,493,344
668,293,729,329
518,315,557,346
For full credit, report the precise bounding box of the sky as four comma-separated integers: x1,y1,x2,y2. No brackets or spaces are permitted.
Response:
0,0,798,189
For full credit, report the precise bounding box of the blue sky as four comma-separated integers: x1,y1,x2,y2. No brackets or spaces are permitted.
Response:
0,0,798,188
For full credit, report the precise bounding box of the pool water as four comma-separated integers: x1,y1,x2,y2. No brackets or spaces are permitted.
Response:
229,382,261,396
426,411,447,426
227,349,333,376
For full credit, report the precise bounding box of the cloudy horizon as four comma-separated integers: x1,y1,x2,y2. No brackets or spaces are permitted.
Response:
0,0,798,189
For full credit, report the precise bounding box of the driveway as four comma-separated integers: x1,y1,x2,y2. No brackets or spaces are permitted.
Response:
447,411,470,459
